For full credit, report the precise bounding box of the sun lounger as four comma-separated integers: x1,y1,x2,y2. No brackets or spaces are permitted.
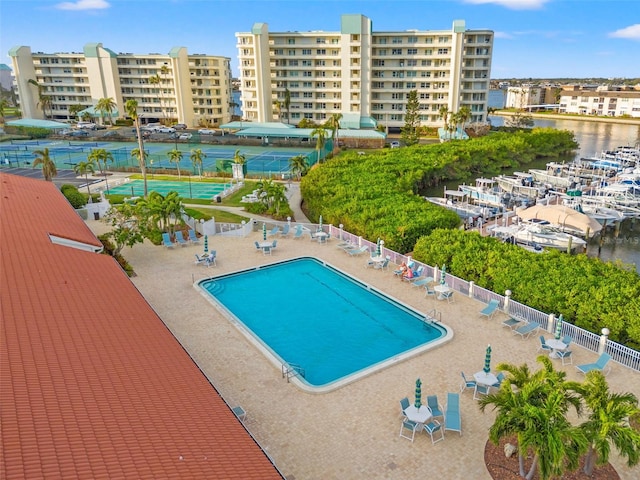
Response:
479,299,500,320
411,277,434,288
512,321,540,339
444,392,461,436
161,232,175,248
280,224,290,237
346,246,368,256
293,225,303,239
268,226,281,237
576,353,611,375
188,229,200,244
174,231,189,247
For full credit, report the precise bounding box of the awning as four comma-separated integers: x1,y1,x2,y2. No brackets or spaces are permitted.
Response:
78,106,119,118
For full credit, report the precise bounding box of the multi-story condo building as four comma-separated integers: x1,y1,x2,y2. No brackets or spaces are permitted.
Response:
9,43,233,127
235,14,493,130
558,85,640,118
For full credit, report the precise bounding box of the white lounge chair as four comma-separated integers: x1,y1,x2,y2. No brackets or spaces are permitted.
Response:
346,246,368,256
479,299,500,320
513,321,540,339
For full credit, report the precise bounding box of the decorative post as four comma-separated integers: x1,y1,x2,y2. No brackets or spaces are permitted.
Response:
599,328,609,355
548,313,556,334
380,240,384,257
468,281,475,298
339,224,343,241
504,289,511,313
287,216,291,228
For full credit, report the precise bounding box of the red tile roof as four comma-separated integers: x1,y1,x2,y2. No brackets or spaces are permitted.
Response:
0,173,284,480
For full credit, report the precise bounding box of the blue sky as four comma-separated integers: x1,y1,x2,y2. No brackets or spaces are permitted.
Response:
1,0,638,78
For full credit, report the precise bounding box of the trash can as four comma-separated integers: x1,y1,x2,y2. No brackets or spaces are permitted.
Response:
253,220,259,232
216,195,222,203
93,212,100,220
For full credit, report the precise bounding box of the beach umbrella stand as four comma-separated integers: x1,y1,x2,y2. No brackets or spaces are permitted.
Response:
414,378,422,409
263,222,267,241
440,264,447,285
318,215,323,232
555,314,564,340
203,235,209,255
483,345,492,374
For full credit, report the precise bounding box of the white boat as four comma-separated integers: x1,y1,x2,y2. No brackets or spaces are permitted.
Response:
495,172,547,199
513,220,587,251
515,203,602,239
488,225,546,254
458,178,532,209
425,189,488,220
529,168,574,188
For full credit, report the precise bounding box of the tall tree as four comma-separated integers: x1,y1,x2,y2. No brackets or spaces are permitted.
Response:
0,98,8,122
95,97,117,126
479,357,587,480
578,371,640,476
458,105,471,131
326,113,342,154
438,105,449,132
32,148,57,181
311,127,327,163
68,103,88,122
401,90,420,146
74,159,96,197
88,148,114,179
167,148,183,178
288,154,308,180
273,99,282,122
125,99,149,197
284,88,291,124
190,148,206,178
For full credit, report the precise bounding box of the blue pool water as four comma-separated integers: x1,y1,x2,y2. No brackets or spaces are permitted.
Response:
199,257,450,391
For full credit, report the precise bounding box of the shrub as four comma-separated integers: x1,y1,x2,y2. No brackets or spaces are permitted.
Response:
97,234,135,277
60,184,88,208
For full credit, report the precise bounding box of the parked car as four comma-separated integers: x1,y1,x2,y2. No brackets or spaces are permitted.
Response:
198,128,216,135
94,124,107,130
65,130,90,137
173,123,187,130
77,122,96,130
157,126,176,134
179,133,193,140
390,141,400,149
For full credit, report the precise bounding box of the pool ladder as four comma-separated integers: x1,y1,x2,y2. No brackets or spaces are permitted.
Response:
424,308,442,324
282,363,305,382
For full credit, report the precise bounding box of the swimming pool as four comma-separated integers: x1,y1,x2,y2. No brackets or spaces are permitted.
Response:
106,179,229,199
198,257,452,392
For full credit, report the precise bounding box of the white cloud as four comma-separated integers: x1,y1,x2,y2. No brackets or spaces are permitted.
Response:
56,0,110,11
494,31,513,39
463,0,549,9
609,24,640,40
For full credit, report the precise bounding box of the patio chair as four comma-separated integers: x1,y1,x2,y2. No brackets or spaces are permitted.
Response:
557,349,573,365
576,352,611,375
480,299,500,320
444,393,461,436
231,405,247,422
425,284,437,299
562,335,573,347
537,335,553,353
399,397,410,419
174,231,188,247
346,246,368,256
399,419,419,442
423,420,444,444
441,290,454,303
473,383,490,400
271,240,278,249
188,229,200,244
513,321,540,339
426,395,444,420
205,251,217,267
491,372,505,389
402,265,423,282
293,225,304,240
502,317,522,330
374,256,391,271
194,253,209,266
460,372,476,393
280,224,290,237
161,232,175,248
254,241,261,252
262,245,271,255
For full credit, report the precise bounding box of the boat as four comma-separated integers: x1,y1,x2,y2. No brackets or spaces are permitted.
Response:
488,225,546,254
495,172,548,200
425,189,489,220
515,203,602,238
458,178,531,210
529,167,574,189
512,220,587,251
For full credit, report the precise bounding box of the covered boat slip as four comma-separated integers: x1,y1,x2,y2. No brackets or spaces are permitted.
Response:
515,203,602,238
425,189,500,221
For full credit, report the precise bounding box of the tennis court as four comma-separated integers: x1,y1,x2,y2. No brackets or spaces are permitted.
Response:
1,139,315,177
106,179,233,200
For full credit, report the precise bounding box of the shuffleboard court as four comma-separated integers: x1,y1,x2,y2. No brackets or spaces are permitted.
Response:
106,179,233,200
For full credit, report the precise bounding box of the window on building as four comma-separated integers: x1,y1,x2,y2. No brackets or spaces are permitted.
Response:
288,38,296,44
302,49,311,55
317,49,326,55
392,48,402,55
408,36,418,44
407,48,417,55
303,102,313,109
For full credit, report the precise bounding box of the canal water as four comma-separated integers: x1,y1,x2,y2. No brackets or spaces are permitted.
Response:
425,105,640,272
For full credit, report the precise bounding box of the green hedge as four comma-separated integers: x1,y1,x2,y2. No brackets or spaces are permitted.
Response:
301,128,577,253
413,229,640,349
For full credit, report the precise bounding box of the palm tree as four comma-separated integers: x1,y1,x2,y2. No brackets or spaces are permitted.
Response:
28,79,51,118
438,105,449,131
458,105,472,131
88,149,114,182
478,356,587,480
74,159,96,197
578,371,640,475
167,148,183,178
32,148,57,181
288,154,308,180
273,99,282,122
0,98,8,122
326,113,342,154
311,127,327,164
284,88,291,124
190,148,206,178
95,97,117,126
125,99,149,197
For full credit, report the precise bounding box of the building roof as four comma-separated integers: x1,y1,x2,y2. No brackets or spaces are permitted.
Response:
6,118,70,130
0,173,284,480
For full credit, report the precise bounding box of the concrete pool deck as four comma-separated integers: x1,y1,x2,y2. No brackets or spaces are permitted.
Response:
86,219,639,480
